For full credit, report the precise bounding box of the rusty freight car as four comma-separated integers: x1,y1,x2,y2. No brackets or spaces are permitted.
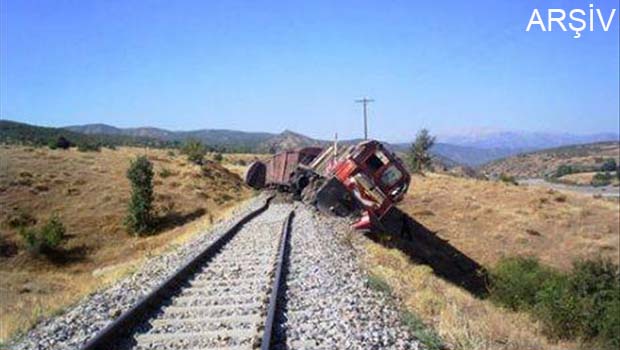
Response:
244,147,322,190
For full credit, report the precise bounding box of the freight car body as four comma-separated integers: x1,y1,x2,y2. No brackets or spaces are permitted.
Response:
245,140,410,230
244,147,322,190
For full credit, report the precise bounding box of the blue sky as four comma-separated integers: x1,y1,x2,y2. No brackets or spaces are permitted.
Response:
1,0,618,142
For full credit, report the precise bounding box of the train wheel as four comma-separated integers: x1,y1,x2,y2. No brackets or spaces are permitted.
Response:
244,161,266,189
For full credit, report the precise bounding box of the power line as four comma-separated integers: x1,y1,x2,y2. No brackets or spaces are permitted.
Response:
355,97,374,140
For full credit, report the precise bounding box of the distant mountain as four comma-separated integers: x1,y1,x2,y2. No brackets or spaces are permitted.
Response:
438,130,619,151
63,122,620,168
65,123,125,135
258,130,328,153
66,123,274,151
67,123,333,154
1,120,176,148
388,142,515,167
431,143,518,167
182,130,275,150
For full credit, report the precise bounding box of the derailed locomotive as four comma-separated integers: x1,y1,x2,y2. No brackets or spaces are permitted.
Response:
244,140,410,230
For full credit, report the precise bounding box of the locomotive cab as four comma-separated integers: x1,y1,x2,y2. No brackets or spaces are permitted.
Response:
319,140,410,229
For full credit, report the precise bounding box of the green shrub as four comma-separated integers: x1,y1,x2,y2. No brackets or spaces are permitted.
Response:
213,153,224,162
555,164,574,177
367,274,392,294
490,257,557,310
534,274,581,339
490,257,620,348
601,159,617,172
598,293,620,349
48,136,73,150
401,310,443,350
159,168,174,178
19,214,66,254
6,210,37,228
569,259,620,340
125,156,154,235
77,142,101,152
499,173,518,185
40,215,66,248
181,140,207,165
591,172,612,187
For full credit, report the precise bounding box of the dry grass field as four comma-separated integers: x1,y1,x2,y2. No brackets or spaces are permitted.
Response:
0,145,253,341
219,153,268,177
558,171,599,185
361,173,619,350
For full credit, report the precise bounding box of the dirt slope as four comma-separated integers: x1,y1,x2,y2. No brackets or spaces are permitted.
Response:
0,145,252,341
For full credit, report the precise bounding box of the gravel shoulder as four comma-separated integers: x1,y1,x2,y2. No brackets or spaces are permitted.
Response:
274,204,420,349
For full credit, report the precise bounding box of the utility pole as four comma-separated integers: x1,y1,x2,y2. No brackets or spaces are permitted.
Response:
355,97,374,140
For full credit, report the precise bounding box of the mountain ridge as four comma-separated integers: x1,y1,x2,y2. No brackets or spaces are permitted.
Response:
21,121,620,167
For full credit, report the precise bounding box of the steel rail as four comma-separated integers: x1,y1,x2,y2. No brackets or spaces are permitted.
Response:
260,209,294,350
80,195,275,350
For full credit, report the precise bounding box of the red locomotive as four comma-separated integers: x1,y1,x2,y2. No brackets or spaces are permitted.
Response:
244,140,410,230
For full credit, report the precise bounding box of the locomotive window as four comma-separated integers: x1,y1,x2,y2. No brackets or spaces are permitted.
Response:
366,154,385,172
380,165,403,187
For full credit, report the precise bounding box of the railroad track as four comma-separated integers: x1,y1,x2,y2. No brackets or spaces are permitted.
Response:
81,197,293,350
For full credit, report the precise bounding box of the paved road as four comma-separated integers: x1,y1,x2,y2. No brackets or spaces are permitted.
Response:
518,178,620,198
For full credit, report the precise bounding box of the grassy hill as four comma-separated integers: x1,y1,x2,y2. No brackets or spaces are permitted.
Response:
363,173,619,350
481,141,620,178
0,145,252,341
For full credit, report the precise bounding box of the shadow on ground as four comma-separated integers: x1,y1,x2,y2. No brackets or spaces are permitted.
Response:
153,208,207,234
368,208,489,298
45,244,91,266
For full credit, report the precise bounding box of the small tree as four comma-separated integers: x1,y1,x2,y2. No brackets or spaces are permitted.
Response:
408,129,436,172
48,136,73,150
20,214,66,254
592,172,612,187
601,159,617,172
181,140,207,165
125,156,154,235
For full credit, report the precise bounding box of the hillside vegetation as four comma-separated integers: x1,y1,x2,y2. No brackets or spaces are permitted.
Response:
0,145,252,341
482,141,620,178
65,123,274,153
363,173,619,350
1,120,176,149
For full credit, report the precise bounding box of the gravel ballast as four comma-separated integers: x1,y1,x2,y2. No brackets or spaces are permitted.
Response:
117,203,293,349
274,203,420,350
